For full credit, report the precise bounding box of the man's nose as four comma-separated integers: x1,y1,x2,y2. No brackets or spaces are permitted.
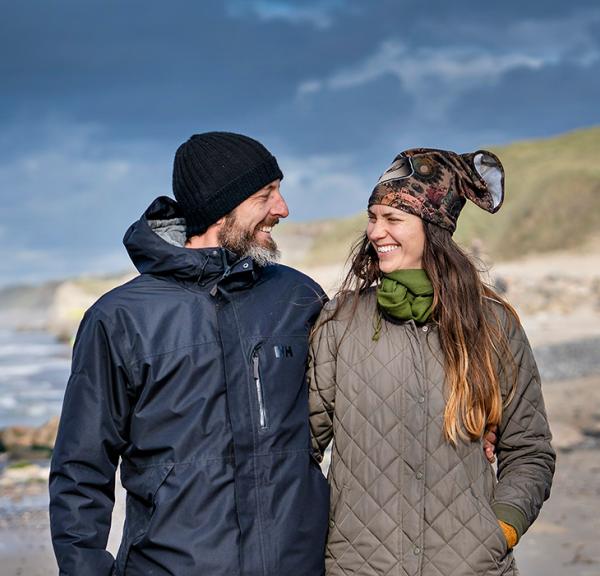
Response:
271,190,289,219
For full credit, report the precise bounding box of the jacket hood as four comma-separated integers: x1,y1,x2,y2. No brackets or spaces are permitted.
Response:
123,196,256,284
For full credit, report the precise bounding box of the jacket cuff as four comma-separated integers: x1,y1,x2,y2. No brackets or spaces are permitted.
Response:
492,502,528,541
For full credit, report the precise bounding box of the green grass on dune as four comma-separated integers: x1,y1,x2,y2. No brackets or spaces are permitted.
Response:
304,214,366,267
455,126,600,259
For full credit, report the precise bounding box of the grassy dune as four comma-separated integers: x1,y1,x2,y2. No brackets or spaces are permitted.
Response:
280,126,600,267
455,126,600,258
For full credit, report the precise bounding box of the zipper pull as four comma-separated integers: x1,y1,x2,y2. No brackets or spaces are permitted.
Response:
220,248,232,279
251,349,267,430
252,350,260,379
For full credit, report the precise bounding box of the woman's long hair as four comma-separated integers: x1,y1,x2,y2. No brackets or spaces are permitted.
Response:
319,218,518,444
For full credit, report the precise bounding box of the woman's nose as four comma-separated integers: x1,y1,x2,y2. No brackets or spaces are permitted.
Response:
368,221,386,242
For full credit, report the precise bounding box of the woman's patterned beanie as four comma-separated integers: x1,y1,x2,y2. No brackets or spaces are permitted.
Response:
368,148,504,233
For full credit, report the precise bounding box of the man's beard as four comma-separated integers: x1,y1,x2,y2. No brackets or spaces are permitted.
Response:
218,213,281,266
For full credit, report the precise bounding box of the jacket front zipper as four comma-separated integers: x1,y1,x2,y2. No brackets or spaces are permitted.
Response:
252,349,268,430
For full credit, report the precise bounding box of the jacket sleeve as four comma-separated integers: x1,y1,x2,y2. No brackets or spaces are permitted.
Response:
49,307,131,576
491,316,556,542
307,306,338,461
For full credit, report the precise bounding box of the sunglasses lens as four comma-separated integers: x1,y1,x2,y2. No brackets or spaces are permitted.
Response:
377,157,412,184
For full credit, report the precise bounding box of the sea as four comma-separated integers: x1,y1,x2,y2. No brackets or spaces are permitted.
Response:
0,327,71,429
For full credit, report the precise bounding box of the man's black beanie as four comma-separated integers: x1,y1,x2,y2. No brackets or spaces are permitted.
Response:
172,132,284,237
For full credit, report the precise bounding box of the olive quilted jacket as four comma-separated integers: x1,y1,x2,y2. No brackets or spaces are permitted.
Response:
308,290,555,576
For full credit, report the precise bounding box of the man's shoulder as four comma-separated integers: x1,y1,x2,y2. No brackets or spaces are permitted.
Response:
87,274,155,318
261,263,324,294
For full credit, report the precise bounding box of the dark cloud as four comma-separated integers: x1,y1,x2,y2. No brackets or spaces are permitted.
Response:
1,1,323,141
448,62,600,141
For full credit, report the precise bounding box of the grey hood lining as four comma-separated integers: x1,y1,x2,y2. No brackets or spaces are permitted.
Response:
149,218,187,247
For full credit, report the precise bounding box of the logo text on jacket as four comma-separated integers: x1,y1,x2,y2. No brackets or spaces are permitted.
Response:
273,345,293,359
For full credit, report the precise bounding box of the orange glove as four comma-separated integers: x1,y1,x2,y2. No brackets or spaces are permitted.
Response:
498,520,518,549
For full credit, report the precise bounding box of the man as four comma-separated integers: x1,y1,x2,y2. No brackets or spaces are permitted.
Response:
49,132,330,576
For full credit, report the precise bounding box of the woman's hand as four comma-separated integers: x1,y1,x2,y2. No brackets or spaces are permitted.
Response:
498,520,518,549
483,425,498,463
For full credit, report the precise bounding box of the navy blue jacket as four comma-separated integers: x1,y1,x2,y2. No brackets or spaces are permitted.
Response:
49,197,329,575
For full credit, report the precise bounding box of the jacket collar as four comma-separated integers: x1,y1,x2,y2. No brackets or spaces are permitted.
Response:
124,196,260,289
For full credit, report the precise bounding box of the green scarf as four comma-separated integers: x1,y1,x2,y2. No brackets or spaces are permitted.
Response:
374,269,434,340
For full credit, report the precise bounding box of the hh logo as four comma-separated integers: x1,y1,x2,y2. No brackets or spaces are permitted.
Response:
273,345,293,359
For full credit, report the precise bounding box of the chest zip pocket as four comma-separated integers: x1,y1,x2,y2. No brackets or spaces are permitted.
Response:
251,348,269,430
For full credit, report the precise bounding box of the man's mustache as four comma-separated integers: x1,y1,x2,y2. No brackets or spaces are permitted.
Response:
256,218,280,229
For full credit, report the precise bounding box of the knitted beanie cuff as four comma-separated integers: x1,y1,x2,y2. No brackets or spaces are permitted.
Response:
185,155,283,237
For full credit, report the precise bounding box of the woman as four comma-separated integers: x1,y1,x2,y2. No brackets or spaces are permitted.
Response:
308,148,555,576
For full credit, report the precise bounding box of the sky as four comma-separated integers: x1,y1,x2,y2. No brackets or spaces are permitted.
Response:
1,0,600,286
